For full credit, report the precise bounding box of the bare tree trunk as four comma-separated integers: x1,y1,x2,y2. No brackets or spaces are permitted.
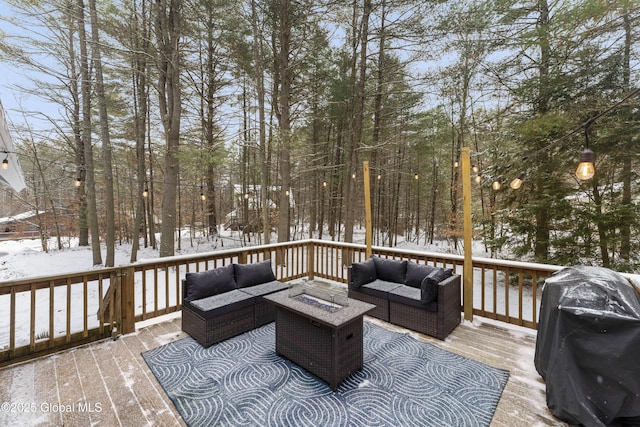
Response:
88,0,115,266
251,0,271,244
620,4,632,262
429,158,438,244
205,165,217,235
372,0,386,149
147,127,157,248
27,140,63,250
344,0,371,244
76,0,102,265
533,0,551,260
64,3,89,247
592,177,611,267
156,0,182,257
130,0,150,262
276,0,292,246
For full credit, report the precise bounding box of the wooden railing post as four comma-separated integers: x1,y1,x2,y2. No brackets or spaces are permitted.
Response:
307,241,315,280
119,266,136,334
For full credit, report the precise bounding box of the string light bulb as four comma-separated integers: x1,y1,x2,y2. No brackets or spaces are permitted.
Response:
142,188,149,198
472,164,479,173
1,158,8,170
575,148,595,181
453,160,459,168
74,177,82,187
474,174,482,184
492,180,501,191
200,192,206,201
510,172,526,190
414,173,419,180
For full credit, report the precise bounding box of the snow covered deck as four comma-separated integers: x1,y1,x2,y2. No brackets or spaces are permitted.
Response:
0,312,566,427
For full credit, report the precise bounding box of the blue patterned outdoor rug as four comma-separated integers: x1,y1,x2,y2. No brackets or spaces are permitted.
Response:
142,322,509,426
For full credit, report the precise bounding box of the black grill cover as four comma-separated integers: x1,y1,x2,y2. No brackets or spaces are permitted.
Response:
535,266,640,426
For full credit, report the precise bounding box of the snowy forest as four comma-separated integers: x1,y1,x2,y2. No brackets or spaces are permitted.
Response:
0,0,639,271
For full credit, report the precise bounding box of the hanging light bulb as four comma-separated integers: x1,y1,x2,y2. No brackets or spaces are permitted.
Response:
510,172,525,190
474,173,482,184
142,188,149,198
200,192,206,201
352,172,356,179
74,177,82,187
453,160,459,168
322,181,327,188
472,164,479,173
492,180,501,191
575,148,595,181
414,172,419,180
1,158,8,170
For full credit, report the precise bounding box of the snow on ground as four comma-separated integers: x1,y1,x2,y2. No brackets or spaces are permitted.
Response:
0,231,245,282
0,228,498,282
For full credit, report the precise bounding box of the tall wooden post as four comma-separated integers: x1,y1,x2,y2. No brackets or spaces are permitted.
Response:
363,161,373,258
461,147,473,321
307,240,315,280
120,266,136,334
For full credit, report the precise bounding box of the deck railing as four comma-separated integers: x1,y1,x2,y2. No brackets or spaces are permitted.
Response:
0,239,563,367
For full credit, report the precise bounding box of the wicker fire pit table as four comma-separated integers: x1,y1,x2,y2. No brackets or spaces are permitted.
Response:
264,284,375,391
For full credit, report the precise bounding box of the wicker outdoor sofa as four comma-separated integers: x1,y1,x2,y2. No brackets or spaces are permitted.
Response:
348,256,461,340
181,259,288,347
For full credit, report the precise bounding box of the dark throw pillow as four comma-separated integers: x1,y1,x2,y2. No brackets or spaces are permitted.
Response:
404,261,437,288
372,256,407,283
350,258,377,289
184,263,237,302
234,259,277,288
420,268,453,304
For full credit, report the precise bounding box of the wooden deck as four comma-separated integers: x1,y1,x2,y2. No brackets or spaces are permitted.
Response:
0,310,565,427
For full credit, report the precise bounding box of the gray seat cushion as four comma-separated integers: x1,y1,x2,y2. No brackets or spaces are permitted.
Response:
238,280,288,297
388,285,437,312
359,279,403,299
188,289,255,320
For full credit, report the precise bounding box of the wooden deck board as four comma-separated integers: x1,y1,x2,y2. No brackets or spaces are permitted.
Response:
73,343,120,426
0,312,566,427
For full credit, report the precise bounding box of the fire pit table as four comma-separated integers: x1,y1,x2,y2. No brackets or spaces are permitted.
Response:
264,284,375,390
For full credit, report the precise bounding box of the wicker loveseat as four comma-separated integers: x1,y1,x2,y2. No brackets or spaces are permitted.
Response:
348,256,461,340
181,259,288,347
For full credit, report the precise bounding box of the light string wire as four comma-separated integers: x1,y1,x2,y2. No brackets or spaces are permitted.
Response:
519,87,640,162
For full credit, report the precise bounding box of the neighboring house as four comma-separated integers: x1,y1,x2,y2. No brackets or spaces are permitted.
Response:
0,211,66,241
0,100,26,192
225,184,291,231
